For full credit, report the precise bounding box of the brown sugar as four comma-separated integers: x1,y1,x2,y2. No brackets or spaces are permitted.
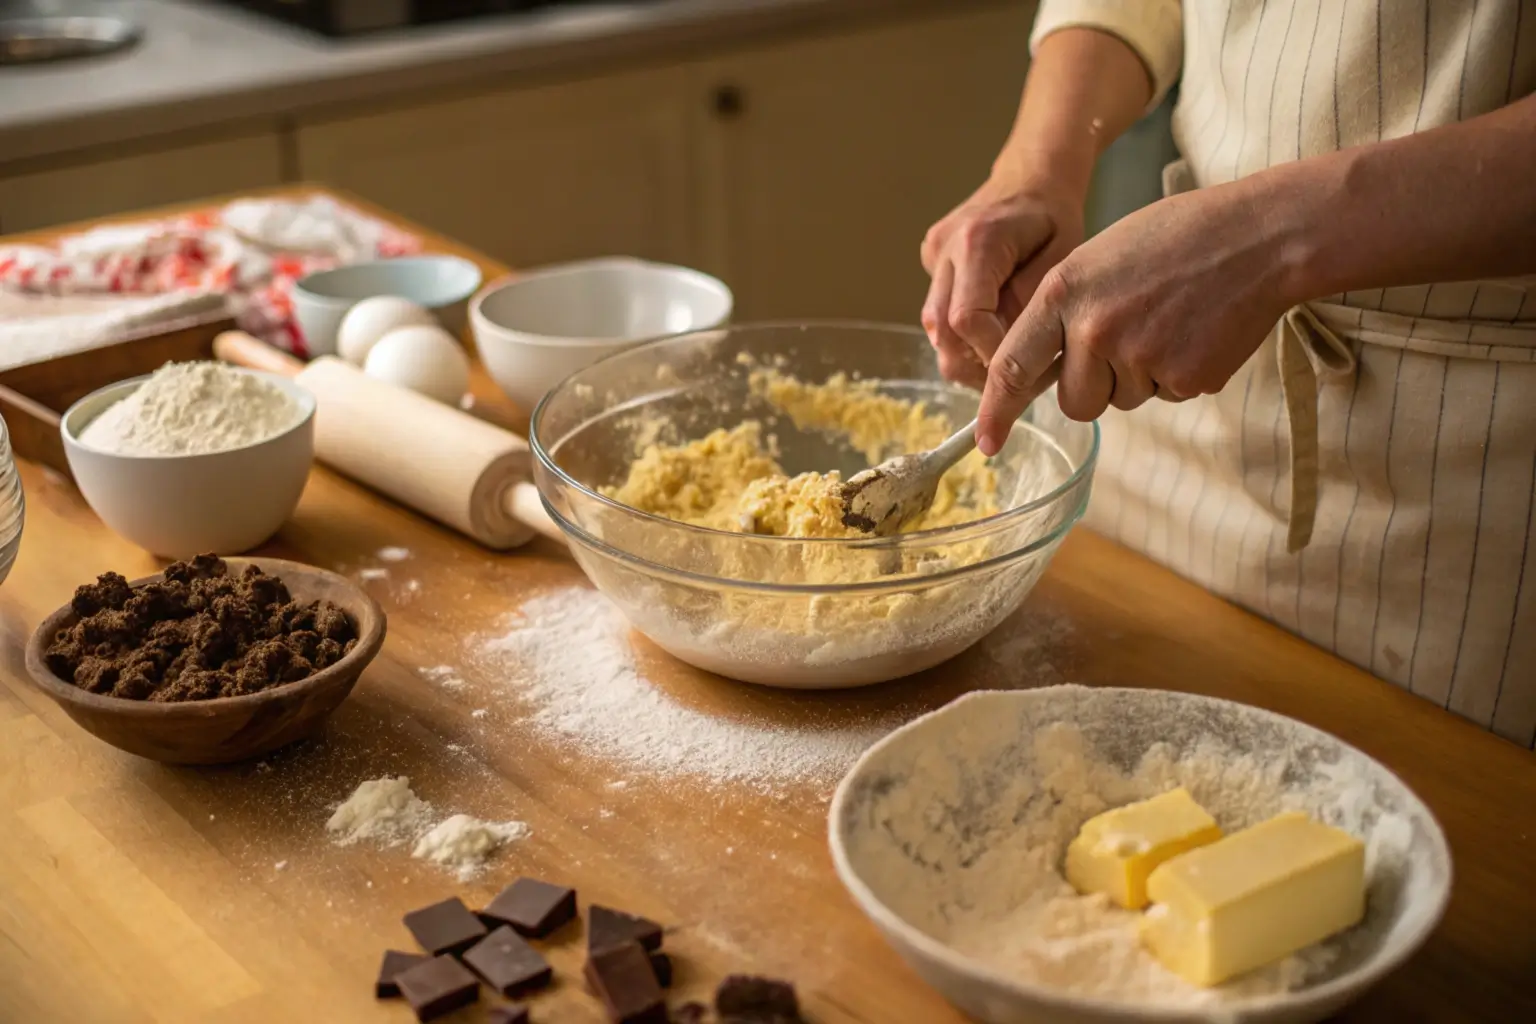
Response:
44,554,358,702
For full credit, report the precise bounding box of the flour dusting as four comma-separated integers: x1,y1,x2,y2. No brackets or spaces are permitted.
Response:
326,776,530,878
472,587,900,789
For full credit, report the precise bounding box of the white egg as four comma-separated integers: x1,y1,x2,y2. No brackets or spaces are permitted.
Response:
363,325,471,405
336,296,437,366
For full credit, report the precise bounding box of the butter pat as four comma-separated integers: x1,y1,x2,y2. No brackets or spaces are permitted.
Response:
1141,812,1366,987
1064,787,1223,909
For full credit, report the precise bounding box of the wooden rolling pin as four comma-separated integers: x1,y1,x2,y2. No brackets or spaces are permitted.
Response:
214,331,563,549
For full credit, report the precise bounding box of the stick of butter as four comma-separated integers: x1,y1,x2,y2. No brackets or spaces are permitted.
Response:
1140,811,1366,987
1064,787,1223,909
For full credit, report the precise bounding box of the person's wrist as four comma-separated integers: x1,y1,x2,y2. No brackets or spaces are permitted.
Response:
990,146,1096,207
1237,158,1349,307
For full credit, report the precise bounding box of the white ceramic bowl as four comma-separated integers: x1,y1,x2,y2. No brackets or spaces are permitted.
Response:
471,257,733,411
291,254,482,356
830,686,1452,1024
61,372,316,558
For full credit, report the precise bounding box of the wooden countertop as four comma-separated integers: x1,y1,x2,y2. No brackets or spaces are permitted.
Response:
1,190,1531,1024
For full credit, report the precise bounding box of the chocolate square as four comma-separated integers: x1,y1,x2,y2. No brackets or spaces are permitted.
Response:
488,1006,531,1024
585,940,667,1023
716,975,800,1019
648,951,673,989
462,926,553,997
394,954,480,1022
587,904,663,954
376,949,429,999
482,877,577,937
404,897,488,956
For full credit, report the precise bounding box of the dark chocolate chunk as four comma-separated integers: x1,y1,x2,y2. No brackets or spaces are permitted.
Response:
588,904,663,954
376,949,430,999
488,1006,531,1024
462,926,553,997
585,940,667,1023
673,1001,708,1024
648,951,673,988
404,896,489,956
482,877,578,937
716,975,800,1020
394,954,480,1022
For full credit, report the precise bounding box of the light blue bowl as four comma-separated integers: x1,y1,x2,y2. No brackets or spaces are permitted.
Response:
291,254,482,356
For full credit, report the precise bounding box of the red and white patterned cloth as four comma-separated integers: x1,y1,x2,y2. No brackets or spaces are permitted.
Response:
0,196,421,358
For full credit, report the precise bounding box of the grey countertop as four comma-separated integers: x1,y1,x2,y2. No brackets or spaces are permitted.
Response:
0,0,970,166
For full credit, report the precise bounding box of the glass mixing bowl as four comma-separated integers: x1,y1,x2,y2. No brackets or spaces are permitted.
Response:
530,322,1098,688
0,413,25,587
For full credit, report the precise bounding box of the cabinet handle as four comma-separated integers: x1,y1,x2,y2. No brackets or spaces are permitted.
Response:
712,84,745,119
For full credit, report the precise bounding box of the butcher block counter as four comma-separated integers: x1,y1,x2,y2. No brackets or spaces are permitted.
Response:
0,190,1531,1024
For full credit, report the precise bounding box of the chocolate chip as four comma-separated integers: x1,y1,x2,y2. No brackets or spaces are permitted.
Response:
462,926,552,997
482,877,577,938
716,975,800,1020
404,896,488,956
585,940,667,1023
588,904,663,954
488,1004,531,1023
394,954,480,1022
648,951,673,988
375,949,429,999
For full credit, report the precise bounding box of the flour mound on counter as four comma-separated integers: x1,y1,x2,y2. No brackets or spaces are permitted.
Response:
79,360,303,456
412,814,531,881
327,777,532,878
472,587,900,790
326,775,434,847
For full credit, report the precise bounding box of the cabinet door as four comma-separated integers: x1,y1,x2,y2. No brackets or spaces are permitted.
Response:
296,66,695,270
0,131,285,234
694,3,1035,323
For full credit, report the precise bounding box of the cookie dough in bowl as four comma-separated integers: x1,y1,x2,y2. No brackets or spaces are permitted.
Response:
529,322,1098,688
828,687,1452,1024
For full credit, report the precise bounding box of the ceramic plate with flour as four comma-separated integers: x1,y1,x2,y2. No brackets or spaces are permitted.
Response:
829,686,1451,1024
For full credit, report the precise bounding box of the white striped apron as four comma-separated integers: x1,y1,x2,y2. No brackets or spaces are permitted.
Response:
1034,0,1536,744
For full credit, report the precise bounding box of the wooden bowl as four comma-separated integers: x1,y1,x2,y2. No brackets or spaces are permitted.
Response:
23,557,386,765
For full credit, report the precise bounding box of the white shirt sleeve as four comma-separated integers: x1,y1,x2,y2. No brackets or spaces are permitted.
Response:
1029,0,1184,111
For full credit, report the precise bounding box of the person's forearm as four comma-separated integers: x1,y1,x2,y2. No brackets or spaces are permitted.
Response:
1255,92,1536,303
992,28,1154,203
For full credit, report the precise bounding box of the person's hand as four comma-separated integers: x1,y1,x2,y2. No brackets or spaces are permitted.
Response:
975,184,1296,456
920,175,1086,390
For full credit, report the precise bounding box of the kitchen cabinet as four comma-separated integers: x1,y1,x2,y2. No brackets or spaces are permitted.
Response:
296,2,1032,320
0,131,285,234
693,3,1034,322
295,66,697,271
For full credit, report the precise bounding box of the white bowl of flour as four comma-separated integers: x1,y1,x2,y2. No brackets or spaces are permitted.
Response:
829,686,1451,1024
63,362,315,558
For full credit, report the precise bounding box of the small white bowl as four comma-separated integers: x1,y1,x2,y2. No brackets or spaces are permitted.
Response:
62,372,316,559
292,254,482,356
829,686,1452,1024
470,256,733,411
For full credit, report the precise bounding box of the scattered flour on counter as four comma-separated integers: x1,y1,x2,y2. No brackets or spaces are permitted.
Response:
377,546,411,562
412,814,531,881
326,777,531,879
326,776,434,847
472,587,900,789
356,568,390,582
471,709,488,719
421,665,467,691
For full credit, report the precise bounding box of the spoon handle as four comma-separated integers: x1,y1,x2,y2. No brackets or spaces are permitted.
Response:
929,359,1064,473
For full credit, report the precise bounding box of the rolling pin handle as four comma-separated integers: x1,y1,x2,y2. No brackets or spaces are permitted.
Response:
508,481,566,544
213,331,306,378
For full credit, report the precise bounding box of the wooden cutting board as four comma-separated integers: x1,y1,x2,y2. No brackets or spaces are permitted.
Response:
0,187,1532,1024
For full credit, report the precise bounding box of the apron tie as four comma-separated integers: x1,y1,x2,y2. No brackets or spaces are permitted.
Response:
1275,304,1357,553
